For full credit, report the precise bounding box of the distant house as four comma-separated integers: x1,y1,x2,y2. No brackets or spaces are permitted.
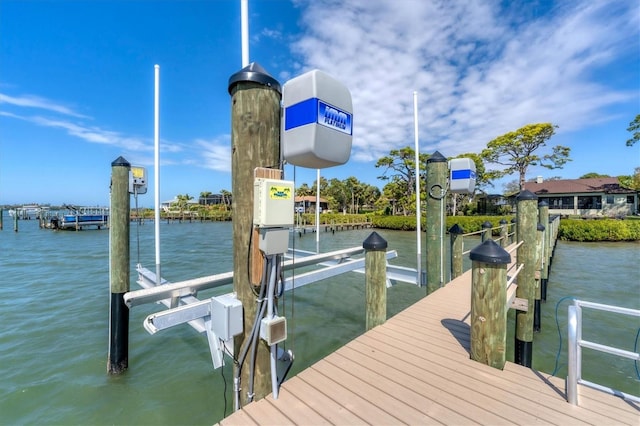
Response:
522,177,638,217
295,196,329,213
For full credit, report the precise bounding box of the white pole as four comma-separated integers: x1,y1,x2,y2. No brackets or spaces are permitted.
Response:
316,169,320,253
413,91,422,285
154,64,161,284
241,0,249,67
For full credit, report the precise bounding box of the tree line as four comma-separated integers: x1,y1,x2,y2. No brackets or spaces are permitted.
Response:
173,118,638,216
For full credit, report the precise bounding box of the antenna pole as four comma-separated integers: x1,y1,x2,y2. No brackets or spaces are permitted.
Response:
154,64,161,284
241,0,249,66
413,91,422,285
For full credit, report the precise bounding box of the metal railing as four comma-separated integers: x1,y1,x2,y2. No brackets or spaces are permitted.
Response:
567,299,640,405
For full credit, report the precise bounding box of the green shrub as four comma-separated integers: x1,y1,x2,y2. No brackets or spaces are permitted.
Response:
558,219,640,241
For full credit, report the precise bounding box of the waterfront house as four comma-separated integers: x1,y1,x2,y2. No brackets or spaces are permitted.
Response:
294,196,329,213
522,177,638,217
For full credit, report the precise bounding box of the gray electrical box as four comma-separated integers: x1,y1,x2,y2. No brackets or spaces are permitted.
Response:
282,70,353,169
253,178,295,227
210,294,243,341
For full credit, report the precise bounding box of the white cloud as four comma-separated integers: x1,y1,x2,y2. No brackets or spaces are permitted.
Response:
290,0,638,161
194,136,232,172
0,93,89,119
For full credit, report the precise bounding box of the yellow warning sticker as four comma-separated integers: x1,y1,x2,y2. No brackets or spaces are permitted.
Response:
270,186,292,199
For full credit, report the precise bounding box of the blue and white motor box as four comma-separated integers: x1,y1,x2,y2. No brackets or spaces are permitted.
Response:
449,158,476,194
282,70,353,169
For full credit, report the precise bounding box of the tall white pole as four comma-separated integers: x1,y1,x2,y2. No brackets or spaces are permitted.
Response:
413,91,422,285
316,169,320,253
241,0,249,67
154,64,161,284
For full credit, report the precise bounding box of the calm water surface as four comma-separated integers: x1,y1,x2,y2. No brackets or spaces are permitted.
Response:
0,216,638,425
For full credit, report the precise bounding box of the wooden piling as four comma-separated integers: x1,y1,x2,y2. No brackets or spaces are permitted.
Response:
449,224,464,280
481,221,492,242
426,151,447,294
470,239,511,369
364,232,388,330
0,208,3,230
538,201,550,301
514,190,538,367
228,63,281,406
534,222,544,332
499,219,508,248
14,210,18,232
108,156,131,374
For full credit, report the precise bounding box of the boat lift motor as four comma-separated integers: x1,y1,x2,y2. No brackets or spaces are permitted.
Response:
448,158,476,194
282,69,353,169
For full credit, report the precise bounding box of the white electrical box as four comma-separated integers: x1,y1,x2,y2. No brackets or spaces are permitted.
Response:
129,165,148,194
449,158,477,194
282,69,353,169
253,178,295,227
259,228,289,255
210,294,243,341
260,316,287,346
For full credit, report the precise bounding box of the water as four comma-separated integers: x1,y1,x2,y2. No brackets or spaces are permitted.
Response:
1,217,638,424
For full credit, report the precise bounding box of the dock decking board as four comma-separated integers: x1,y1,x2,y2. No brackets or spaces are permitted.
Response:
219,266,639,425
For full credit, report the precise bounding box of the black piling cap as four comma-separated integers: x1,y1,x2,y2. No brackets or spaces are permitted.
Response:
538,200,548,207
482,221,492,229
228,62,281,95
449,223,464,235
469,239,511,264
516,189,538,201
363,231,388,251
511,218,517,223
499,219,508,225
427,151,447,163
111,156,130,167
537,223,546,231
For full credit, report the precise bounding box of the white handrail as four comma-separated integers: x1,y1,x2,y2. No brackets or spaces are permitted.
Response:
567,300,640,405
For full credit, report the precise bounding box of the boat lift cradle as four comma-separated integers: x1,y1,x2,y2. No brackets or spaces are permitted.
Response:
124,246,420,370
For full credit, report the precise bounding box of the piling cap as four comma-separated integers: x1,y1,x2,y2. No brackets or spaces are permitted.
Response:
363,231,388,250
449,223,464,235
469,239,511,264
482,221,492,229
538,200,548,207
427,151,447,163
499,219,507,225
228,62,281,94
537,223,546,231
516,189,538,201
111,156,130,167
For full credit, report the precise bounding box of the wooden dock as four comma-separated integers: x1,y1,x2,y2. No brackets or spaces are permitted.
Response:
219,268,639,425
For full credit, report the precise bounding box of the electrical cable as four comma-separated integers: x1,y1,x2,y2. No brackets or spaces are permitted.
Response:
551,296,576,376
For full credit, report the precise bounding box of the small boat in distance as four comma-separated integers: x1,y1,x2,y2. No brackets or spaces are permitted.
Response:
53,205,109,230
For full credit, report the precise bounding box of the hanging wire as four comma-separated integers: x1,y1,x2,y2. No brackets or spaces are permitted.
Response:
134,188,141,265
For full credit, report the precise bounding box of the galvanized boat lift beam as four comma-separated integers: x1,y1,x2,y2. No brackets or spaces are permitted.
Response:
126,245,422,370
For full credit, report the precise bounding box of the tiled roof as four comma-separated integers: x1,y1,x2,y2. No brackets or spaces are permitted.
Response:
523,178,633,195
295,195,328,202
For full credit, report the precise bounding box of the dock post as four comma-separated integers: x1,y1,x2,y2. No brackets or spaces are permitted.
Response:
426,151,447,294
14,210,18,232
0,208,3,230
108,156,131,374
481,221,492,242
364,232,387,330
538,201,549,301
470,239,511,369
514,190,538,367
449,224,464,280
499,219,508,247
229,63,281,406
533,223,545,332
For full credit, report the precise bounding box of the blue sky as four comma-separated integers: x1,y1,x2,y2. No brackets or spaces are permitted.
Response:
1,0,638,206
